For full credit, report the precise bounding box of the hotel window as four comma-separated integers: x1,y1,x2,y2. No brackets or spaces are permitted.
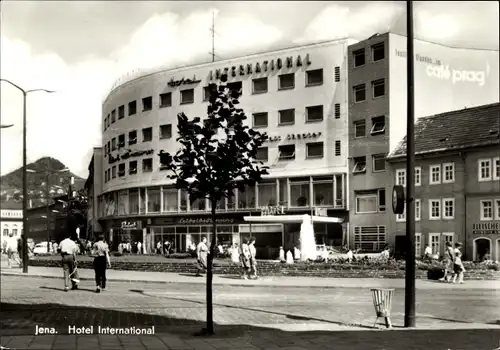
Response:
111,110,116,123
480,200,493,220
429,233,440,255
443,163,455,183
443,198,455,219
255,147,268,162
162,187,178,212
278,109,295,125
429,199,441,220
494,157,500,180
160,92,172,107
159,124,172,139
111,138,117,151
278,145,295,160
258,181,277,206
142,158,153,173
306,105,323,122
202,87,211,102
142,96,152,111
354,120,366,138
372,79,385,98
354,226,386,253
129,160,137,175
415,199,421,221
371,116,386,135
128,101,137,115
253,112,268,128
306,142,324,159
415,167,421,186
429,165,441,184
112,166,116,179
371,42,385,62
252,77,268,94
335,140,341,156
372,154,386,172
118,163,125,177
129,189,139,214
128,130,137,145
353,48,365,67
147,187,161,213
353,156,367,174
142,127,153,142
278,73,295,90
313,176,334,206
180,89,194,104
478,158,491,181
227,81,243,96
353,84,366,102
334,103,341,119
117,134,125,148
396,169,406,186
306,69,323,86
334,66,341,82
290,177,309,207
495,199,500,220
118,105,125,119
415,233,422,257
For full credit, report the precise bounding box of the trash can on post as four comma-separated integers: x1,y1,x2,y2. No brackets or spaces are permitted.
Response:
370,288,394,328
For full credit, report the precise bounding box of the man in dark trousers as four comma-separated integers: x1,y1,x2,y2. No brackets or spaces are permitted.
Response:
92,234,111,293
59,233,79,291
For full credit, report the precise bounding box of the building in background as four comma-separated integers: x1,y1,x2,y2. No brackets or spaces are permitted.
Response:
84,148,104,241
97,39,351,257
387,103,500,261
347,32,499,253
1,201,23,239
26,197,67,244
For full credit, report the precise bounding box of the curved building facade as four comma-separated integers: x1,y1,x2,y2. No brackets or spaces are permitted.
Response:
97,39,350,257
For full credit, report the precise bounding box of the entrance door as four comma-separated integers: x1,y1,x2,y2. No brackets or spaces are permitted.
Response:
474,238,491,262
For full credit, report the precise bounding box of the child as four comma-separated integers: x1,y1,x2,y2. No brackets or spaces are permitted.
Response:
452,242,465,284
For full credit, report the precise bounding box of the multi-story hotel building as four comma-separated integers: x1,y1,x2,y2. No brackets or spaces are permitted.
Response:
387,103,500,261
1,201,23,239
96,39,350,257
347,32,499,253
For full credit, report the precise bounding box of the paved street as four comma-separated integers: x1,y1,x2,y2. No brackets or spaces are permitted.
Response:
1,275,500,349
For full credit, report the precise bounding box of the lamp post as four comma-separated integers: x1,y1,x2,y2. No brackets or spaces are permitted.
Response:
27,166,69,253
1,78,55,273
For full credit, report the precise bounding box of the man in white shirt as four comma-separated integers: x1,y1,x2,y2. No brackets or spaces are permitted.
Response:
59,234,79,291
6,233,20,268
424,244,433,261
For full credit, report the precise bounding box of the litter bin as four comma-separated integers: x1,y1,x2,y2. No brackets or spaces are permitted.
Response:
370,288,394,328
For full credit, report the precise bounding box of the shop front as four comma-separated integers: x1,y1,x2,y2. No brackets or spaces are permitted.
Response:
470,221,500,261
108,219,144,252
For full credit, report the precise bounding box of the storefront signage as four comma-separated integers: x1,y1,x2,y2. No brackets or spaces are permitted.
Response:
472,222,500,235
177,217,235,225
167,75,202,87
121,221,141,229
314,208,328,217
261,205,285,216
266,132,322,143
209,54,312,81
108,148,155,165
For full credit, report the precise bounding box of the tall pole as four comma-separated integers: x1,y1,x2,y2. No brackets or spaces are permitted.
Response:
404,0,416,328
46,173,51,253
211,12,215,63
22,92,29,273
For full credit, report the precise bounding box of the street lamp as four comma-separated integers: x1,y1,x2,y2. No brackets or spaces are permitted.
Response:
1,78,55,273
27,167,69,252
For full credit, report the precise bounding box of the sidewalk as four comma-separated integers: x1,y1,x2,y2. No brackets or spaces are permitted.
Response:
2,264,499,290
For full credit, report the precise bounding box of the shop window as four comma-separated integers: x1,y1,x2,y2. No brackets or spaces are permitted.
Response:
354,226,386,252
353,48,365,67
306,69,323,86
160,92,172,107
278,73,294,90
312,176,334,206
147,187,161,213
252,77,268,94
290,177,309,207
258,181,277,207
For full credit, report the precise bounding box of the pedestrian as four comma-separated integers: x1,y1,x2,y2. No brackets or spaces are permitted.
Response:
92,234,111,293
239,238,251,279
423,244,433,261
156,241,162,254
248,237,258,279
59,234,79,291
231,243,240,265
439,241,454,283
6,232,20,268
137,241,142,254
452,242,465,284
279,246,285,262
196,237,208,277
17,234,24,269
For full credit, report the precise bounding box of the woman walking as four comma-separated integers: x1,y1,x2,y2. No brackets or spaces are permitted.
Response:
452,242,465,284
439,241,454,282
92,234,111,293
239,238,251,279
196,237,208,277
248,237,258,279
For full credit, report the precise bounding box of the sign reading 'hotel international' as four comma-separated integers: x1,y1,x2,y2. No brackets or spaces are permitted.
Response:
209,54,312,80
472,222,500,235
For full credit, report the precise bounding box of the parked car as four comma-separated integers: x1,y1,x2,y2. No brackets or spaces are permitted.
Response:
33,242,50,256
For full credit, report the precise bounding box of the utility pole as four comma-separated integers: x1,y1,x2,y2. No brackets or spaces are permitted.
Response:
210,12,215,62
404,0,416,328
46,173,51,253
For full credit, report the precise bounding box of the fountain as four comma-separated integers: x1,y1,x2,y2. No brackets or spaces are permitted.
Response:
299,214,317,261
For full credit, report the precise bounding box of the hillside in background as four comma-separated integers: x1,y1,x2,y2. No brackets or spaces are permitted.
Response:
0,157,85,207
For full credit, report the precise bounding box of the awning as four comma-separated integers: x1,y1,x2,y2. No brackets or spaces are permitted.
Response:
243,214,344,224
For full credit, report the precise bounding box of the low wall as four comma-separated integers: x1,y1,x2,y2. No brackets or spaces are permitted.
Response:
28,258,500,280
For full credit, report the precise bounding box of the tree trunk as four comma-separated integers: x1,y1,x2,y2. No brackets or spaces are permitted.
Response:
205,199,218,335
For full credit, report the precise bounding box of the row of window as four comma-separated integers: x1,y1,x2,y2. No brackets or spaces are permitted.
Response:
352,79,385,103
396,164,451,187
104,141,343,182
100,175,345,216
104,124,173,155
252,104,339,128
2,227,20,236
415,232,455,257
103,67,342,131
352,42,385,68
352,153,387,174
396,198,455,221
353,116,386,138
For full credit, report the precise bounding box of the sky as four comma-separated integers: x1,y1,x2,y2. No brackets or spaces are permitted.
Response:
1,1,498,178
